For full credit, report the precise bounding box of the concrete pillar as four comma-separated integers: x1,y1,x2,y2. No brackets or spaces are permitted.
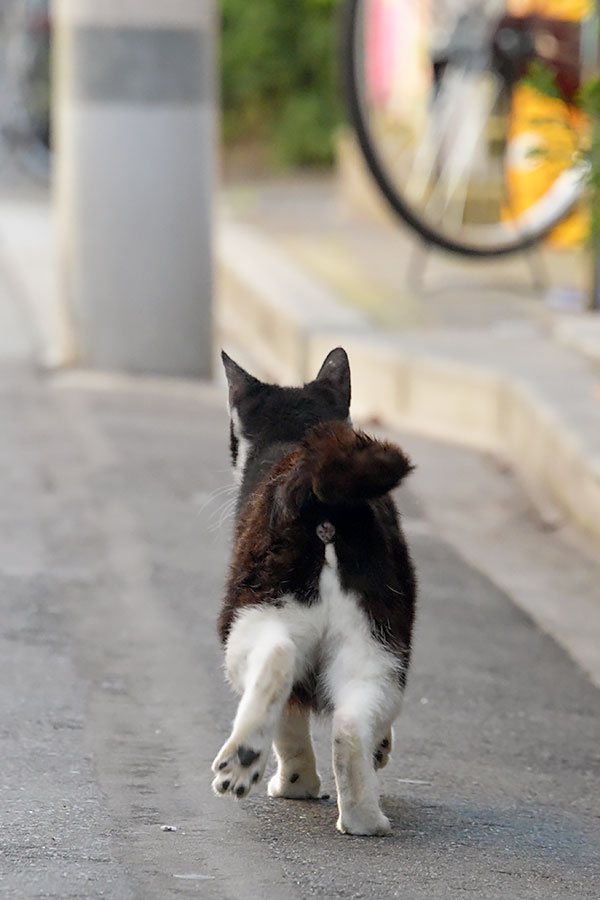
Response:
53,0,215,377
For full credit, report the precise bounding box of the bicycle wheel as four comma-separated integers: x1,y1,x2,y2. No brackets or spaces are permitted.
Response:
342,0,591,257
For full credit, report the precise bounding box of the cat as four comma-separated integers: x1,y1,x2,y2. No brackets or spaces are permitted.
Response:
212,347,417,835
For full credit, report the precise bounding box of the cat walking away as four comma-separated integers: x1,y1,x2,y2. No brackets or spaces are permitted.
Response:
212,348,417,835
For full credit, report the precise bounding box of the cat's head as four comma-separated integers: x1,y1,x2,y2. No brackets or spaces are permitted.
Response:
221,348,351,494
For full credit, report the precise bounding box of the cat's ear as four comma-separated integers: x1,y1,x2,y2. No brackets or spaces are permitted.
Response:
221,351,259,408
315,347,351,411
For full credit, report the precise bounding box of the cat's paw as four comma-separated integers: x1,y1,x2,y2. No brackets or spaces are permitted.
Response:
336,808,391,836
268,767,321,800
373,731,392,770
211,739,268,799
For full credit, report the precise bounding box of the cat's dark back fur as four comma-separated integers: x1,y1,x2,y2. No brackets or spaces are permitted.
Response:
218,349,417,708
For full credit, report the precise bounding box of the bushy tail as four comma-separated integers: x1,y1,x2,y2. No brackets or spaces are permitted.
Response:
306,422,413,505
273,422,413,523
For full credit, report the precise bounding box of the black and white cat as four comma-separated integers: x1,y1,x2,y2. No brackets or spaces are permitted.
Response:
212,347,417,835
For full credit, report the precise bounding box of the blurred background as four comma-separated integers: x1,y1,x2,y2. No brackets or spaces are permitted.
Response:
0,2,598,361
0,0,49,178
0,0,598,382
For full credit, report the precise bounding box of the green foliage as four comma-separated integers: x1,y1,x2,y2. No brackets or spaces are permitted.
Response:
579,75,600,241
220,0,342,168
578,74,600,120
522,60,562,101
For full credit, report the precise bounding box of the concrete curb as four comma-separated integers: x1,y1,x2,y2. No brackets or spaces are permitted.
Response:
216,216,367,384
217,216,600,547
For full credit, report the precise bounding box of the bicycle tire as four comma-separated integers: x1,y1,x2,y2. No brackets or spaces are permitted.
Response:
341,0,581,258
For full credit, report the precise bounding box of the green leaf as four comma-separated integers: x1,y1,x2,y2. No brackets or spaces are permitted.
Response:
521,61,563,101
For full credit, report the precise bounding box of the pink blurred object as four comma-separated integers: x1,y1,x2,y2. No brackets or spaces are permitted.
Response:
365,0,401,107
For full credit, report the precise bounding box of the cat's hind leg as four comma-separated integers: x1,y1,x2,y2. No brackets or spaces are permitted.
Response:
212,618,295,799
331,680,402,836
268,703,321,799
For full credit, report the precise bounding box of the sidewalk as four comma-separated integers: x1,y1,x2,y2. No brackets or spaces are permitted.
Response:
5,363,600,900
217,175,600,548
0,342,599,900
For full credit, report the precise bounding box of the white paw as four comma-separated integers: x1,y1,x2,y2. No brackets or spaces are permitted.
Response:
336,809,391,836
268,767,321,800
373,731,392,770
212,737,269,799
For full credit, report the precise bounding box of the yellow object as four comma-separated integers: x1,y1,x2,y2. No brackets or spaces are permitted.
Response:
505,85,589,248
506,0,591,19
504,0,591,246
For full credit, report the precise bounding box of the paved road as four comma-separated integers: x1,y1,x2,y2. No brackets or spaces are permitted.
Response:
1,366,599,900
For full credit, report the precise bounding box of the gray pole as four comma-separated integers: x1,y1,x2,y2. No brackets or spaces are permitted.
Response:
53,0,215,377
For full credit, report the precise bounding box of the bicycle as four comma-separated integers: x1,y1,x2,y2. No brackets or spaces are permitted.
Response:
342,0,599,257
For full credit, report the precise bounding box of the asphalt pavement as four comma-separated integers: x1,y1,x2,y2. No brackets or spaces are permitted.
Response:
1,363,599,900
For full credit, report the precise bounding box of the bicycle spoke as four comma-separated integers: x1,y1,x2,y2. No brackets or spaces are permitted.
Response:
425,71,503,230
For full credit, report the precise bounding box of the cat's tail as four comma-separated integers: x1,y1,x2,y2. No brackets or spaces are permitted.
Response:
306,421,413,505
275,422,413,519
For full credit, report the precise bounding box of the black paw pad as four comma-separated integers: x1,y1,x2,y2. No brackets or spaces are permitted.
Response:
218,761,228,770
237,745,260,768
235,785,246,797
374,750,383,764
252,771,260,783
221,780,230,791
381,739,389,749
289,773,300,783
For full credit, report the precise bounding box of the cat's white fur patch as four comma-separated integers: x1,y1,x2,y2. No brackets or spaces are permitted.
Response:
324,543,335,567
217,544,404,834
225,551,403,705
230,409,250,486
